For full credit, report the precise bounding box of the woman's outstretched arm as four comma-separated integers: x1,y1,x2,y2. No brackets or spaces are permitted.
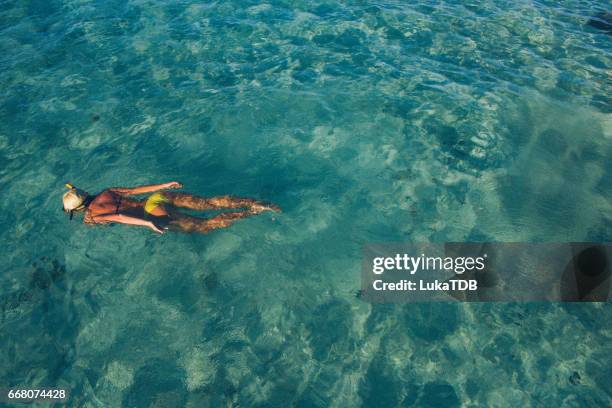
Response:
110,182,182,195
90,214,166,233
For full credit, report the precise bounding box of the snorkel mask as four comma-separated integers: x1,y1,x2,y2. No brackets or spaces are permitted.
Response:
62,183,89,220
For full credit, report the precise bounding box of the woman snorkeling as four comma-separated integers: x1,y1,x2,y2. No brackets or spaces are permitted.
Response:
62,182,279,234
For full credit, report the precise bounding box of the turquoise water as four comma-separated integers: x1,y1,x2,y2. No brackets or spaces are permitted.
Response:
1,0,611,406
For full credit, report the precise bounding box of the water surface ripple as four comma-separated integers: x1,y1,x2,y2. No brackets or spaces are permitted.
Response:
0,1,611,407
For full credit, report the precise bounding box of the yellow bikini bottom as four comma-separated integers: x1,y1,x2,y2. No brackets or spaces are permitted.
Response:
144,192,170,214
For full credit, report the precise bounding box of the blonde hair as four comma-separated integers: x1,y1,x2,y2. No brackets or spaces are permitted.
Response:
62,189,87,211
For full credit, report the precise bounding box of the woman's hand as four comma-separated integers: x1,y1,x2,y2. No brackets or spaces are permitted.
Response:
165,181,183,189
149,222,166,234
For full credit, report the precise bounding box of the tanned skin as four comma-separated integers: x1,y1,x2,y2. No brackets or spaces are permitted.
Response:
81,182,279,234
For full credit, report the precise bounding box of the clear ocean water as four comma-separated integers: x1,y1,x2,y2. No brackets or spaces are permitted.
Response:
1,0,611,406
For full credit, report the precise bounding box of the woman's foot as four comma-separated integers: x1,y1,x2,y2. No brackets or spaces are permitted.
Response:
250,203,281,214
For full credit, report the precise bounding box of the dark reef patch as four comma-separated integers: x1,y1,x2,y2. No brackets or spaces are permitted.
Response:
587,12,612,33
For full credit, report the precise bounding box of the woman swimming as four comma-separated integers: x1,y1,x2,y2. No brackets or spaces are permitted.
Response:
61,182,279,234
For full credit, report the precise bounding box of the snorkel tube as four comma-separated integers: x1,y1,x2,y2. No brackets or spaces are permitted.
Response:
65,183,75,220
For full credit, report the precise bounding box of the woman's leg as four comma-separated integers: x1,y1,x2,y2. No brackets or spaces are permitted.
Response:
163,192,279,212
168,211,256,234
